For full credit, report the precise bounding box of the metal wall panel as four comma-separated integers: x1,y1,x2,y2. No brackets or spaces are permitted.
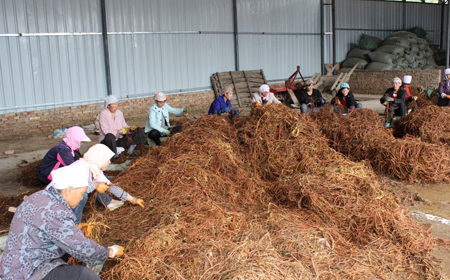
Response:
237,0,322,81
104,0,235,99
0,0,106,114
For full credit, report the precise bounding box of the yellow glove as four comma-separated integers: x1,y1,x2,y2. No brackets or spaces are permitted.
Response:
120,128,128,135
413,96,418,101
108,245,124,258
130,125,137,131
77,223,94,238
95,182,110,194
131,197,145,208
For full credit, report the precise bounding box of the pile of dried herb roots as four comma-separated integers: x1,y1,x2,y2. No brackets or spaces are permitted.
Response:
87,105,441,279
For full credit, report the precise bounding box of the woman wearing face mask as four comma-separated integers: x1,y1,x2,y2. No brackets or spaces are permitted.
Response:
438,68,450,107
98,95,144,158
252,84,281,107
145,91,186,146
331,83,362,114
380,77,407,127
70,144,144,224
0,164,124,280
38,126,91,185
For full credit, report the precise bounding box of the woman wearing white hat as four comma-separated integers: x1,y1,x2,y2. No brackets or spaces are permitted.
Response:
0,164,124,280
98,95,144,157
402,75,418,112
252,84,281,107
380,77,407,127
438,69,450,107
145,91,185,146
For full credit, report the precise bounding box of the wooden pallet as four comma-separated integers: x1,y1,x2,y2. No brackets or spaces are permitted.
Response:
211,69,267,107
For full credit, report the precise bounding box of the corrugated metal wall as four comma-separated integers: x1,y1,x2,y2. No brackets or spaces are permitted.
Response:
0,0,106,113
0,0,446,114
334,0,444,62
105,0,235,99
237,0,321,81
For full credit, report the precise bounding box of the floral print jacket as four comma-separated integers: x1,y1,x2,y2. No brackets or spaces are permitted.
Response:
0,186,108,280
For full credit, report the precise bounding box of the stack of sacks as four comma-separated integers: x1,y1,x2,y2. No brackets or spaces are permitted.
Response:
342,30,437,70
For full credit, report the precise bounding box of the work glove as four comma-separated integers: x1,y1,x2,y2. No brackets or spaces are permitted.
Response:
234,109,241,116
130,125,137,131
95,182,110,194
109,245,124,258
77,222,94,238
130,197,145,208
162,129,171,135
385,96,394,102
253,102,260,108
219,107,231,114
120,128,128,135
412,96,418,101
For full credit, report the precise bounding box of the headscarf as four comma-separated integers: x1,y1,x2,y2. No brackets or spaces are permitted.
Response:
444,69,450,81
154,91,166,101
259,84,270,100
63,126,91,157
83,144,114,180
101,95,118,110
392,77,402,83
221,86,233,96
51,164,89,190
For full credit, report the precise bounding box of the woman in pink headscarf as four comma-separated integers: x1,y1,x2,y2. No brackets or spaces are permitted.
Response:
438,68,450,107
252,84,281,107
38,126,91,185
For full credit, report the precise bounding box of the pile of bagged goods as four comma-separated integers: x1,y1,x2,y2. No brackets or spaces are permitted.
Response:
342,27,439,70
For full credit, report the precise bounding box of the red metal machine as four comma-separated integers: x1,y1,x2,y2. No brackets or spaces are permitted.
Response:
269,65,305,105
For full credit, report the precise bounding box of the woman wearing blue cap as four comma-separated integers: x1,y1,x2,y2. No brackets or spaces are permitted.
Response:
331,83,362,114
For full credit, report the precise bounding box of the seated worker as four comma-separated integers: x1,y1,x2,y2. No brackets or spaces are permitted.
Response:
70,144,145,224
252,84,281,106
98,95,144,157
0,164,124,280
297,79,325,114
380,77,407,127
208,86,240,116
438,68,450,107
402,75,417,112
331,83,362,114
38,126,91,185
145,91,186,146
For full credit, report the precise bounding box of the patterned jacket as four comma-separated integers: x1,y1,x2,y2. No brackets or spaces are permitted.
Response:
0,187,108,280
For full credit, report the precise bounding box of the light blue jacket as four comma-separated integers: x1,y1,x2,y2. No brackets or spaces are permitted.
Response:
145,103,184,133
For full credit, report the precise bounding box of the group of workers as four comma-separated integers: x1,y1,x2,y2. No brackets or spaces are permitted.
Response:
2,69,449,279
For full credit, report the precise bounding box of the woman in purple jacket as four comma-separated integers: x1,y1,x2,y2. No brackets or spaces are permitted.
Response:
0,164,124,280
38,126,91,185
438,68,450,107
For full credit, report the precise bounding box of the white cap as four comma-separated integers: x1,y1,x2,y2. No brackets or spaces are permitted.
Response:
51,164,89,190
102,95,118,110
154,91,166,101
445,68,450,76
402,75,412,84
392,77,402,83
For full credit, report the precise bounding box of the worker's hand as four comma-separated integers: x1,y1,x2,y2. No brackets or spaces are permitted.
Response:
234,109,241,116
130,197,145,208
253,102,260,108
77,222,94,238
120,128,128,135
108,245,124,258
95,182,110,194
385,96,394,102
162,129,171,135
130,125,137,131
412,96,418,101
